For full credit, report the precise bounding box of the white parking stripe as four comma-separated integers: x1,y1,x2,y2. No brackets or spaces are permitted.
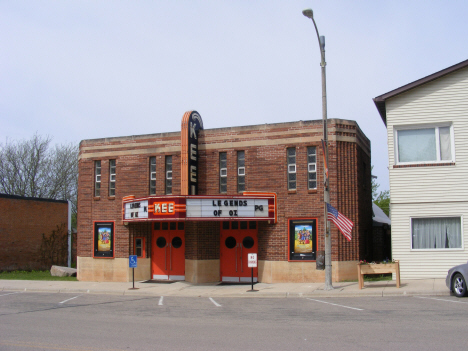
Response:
414,296,468,304
306,298,364,311
158,296,164,306
0,292,21,297
209,297,221,307
59,296,80,304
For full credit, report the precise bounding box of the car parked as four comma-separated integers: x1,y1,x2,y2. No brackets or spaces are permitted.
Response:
446,262,468,297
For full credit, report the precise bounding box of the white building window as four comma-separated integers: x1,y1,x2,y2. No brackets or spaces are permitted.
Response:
307,146,317,190
237,151,245,193
165,156,172,195
287,148,296,191
220,152,227,193
94,160,101,197
411,217,462,250
395,125,453,164
109,159,116,196
149,157,156,195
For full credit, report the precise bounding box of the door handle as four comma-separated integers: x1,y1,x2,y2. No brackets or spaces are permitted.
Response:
240,244,243,272
235,243,238,272
169,243,172,271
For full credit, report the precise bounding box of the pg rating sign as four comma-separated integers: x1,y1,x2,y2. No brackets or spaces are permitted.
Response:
247,253,257,268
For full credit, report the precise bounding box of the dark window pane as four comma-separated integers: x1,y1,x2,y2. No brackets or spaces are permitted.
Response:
154,222,160,230
232,221,239,230
172,236,183,249
170,222,176,230
156,237,166,248
240,221,247,229
178,222,185,230
162,222,168,230
225,236,236,249
249,221,256,229
242,236,254,249
223,222,230,230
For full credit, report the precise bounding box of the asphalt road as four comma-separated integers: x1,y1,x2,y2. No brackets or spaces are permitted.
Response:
0,292,467,351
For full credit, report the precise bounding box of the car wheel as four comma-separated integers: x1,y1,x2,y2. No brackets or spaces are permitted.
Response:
452,273,468,298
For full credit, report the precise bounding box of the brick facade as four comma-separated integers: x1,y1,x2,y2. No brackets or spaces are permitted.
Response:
77,118,372,282
0,194,69,271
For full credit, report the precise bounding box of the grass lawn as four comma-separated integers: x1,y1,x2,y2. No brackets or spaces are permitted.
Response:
364,274,392,281
0,270,77,281
342,274,393,283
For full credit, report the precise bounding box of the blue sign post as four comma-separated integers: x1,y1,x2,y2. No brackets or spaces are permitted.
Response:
129,255,138,290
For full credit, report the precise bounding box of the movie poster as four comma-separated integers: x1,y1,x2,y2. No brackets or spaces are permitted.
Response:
289,219,317,261
98,227,112,252
94,222,114,258
294,224,313,254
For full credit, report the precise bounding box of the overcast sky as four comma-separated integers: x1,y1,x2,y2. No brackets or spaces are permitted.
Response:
2,1,468,192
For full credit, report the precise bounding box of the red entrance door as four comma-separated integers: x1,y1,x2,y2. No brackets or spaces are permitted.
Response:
151,222,185,280
220,221,258,283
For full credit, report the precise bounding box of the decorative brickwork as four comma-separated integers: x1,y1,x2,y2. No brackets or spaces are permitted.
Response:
77,119,372,282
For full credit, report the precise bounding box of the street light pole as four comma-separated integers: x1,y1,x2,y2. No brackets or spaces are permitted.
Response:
302,8,333,290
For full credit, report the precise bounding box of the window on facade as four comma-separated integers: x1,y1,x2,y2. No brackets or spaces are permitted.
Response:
237,150,245,193
149,157,156,195
109,159,116,196
134,237,145,258
220,152,227,193
307,146,317,190
412,217,462,249
94,160,101,197
165,156,172,195
396,126,453,164
287,148,296,190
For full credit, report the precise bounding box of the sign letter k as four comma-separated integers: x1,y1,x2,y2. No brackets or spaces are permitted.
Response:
190,122,197,139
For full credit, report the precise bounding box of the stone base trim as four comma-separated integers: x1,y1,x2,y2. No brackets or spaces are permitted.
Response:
77,256,358,283
185,259,220,283
259,260,359,283
77,257,151,282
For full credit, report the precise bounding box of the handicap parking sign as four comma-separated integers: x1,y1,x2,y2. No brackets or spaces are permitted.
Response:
129,255,137,268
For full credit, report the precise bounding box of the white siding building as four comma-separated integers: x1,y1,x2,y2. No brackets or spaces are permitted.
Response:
374,59,468,279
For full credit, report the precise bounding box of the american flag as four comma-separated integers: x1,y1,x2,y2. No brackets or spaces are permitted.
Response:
327,203,353,241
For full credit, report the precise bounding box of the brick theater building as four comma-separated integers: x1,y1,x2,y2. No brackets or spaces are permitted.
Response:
77,111,372,283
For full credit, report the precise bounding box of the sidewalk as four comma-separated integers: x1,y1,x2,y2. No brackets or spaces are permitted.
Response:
0,278,449,298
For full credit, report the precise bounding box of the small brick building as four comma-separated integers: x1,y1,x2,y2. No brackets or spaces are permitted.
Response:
0,194,69,271
77,112,372,283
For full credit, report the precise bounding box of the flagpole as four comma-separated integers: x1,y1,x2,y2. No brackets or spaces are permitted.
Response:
303,8,333,290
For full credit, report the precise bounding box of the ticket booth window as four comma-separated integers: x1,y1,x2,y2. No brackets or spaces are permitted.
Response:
134,237,145,258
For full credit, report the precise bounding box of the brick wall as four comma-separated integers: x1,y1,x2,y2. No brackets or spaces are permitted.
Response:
77,119,371,264
0,194,68,271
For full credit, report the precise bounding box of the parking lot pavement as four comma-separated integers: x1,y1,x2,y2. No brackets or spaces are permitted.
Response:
0,278,449,298
1,291,467,351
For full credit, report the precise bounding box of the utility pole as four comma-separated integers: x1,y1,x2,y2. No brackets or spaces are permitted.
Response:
302,8,333,290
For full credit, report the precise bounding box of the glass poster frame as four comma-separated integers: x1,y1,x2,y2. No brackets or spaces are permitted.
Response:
288,218,317,261
94,221,115,258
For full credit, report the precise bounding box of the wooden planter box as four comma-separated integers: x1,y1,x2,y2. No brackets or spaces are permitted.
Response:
357,261,400,289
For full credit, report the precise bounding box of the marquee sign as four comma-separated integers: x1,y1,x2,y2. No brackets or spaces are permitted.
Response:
186,198,269,218
181,111,203,196
122,194,276,223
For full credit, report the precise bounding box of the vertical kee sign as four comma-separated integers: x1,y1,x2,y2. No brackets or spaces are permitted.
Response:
181,111,203,195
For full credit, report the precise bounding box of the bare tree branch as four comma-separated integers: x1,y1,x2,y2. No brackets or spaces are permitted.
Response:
0,134,78,217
